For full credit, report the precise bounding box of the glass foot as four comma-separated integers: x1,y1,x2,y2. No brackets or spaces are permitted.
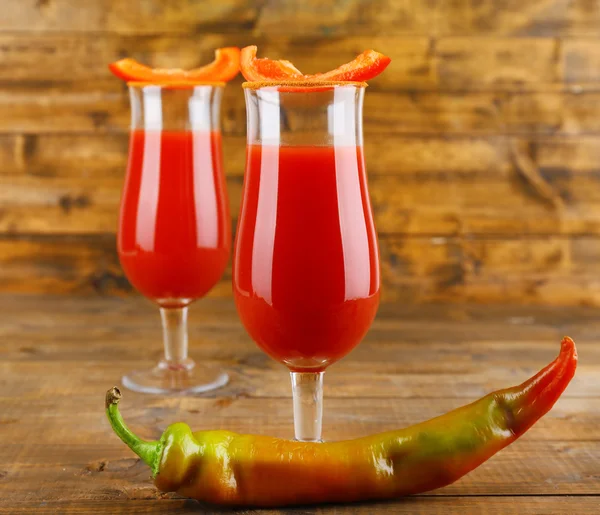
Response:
122,359,229,395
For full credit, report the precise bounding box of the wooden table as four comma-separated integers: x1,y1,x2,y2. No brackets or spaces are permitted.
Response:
1,295,598,514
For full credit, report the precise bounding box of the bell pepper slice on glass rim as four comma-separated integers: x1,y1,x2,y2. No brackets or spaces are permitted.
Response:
240,45,391,83
109,47,241,83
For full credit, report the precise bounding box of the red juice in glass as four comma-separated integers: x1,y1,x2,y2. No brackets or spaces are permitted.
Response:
118,129,230,306
234,144,380,371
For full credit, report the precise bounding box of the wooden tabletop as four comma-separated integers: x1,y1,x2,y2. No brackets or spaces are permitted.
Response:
1,294,598,514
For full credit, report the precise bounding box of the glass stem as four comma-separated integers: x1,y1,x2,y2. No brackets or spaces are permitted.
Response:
160,306,189,368
290,371,324,442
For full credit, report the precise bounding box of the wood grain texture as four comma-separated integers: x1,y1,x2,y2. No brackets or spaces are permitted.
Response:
0,234,599,304
0,0,259,34
6,134,600,238
5,131,600,182
4,2,600,305
0,33,586,89
5,83,600,136
256,0,600,38
3,0,600,37
2,497,600,515
8,234,600,305
0,296,598,513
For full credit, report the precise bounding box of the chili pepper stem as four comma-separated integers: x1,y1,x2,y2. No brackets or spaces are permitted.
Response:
105,387,161,476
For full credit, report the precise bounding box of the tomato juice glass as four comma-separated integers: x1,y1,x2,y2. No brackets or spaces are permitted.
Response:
233,82,380,441
118,83,230,394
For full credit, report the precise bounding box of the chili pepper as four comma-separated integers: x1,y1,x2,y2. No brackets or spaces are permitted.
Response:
109,47,241,84
106,337,577,508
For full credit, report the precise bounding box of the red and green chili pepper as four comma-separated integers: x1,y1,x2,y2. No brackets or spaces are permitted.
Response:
106,337,577,507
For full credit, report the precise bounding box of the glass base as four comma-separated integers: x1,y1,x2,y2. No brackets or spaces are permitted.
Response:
122,359,229,395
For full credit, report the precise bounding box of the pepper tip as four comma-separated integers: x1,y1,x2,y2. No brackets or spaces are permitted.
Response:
561,336,578,361
106,386,122,409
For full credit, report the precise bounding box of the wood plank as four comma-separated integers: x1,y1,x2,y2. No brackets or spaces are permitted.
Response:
0,33,246,82
0,295,597,510
0,176,123,235
2,33,596,91
7,314,596,367
6,34,600,91
7,155,600,236
0,297,596,400
0,34,436,91
367,88,600,136
2,394,597,443
380,236,600,304
4,0,600,38
4,131,599,192
0,80,246,135
536,134,600,172
0,34,115,81
3,323,598,390
1,497,599,515
4,295,600,352
0,133,246,178
0,235,228,297
0,80,129,135
0,339,597,400
1,0,106,33
7,293,600,350
0,135,25,175
563,39,600,83
8,234,600,306
256,0,600,38
0,132,526,181
4,132,600,238
0,0,258,34
436,38,560,88
0,176,242,235
4,82,600,136
0,235,131,296
0,133,128,178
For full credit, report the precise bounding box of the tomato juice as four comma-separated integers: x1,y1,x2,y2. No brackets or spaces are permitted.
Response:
118,130,230,307
234,144,380,371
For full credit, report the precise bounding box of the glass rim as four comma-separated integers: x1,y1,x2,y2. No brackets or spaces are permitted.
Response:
127,81,226,89
242,80,368,91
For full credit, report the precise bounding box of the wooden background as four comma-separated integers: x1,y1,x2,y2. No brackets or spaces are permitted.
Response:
1,4,599,513
4,0,600,306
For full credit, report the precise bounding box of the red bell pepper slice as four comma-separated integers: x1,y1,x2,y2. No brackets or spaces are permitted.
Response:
305,50,391,82
240,46,390,83
109,47,240,83
240,46,303,82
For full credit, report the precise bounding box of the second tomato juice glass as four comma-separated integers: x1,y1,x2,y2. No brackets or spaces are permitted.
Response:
234,82,380,441
118,83,231,394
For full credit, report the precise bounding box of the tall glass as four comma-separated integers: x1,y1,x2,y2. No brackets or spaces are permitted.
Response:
233,82,380,440
118,83,230,394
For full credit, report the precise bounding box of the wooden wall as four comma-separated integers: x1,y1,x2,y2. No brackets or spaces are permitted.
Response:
3,0,600,305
